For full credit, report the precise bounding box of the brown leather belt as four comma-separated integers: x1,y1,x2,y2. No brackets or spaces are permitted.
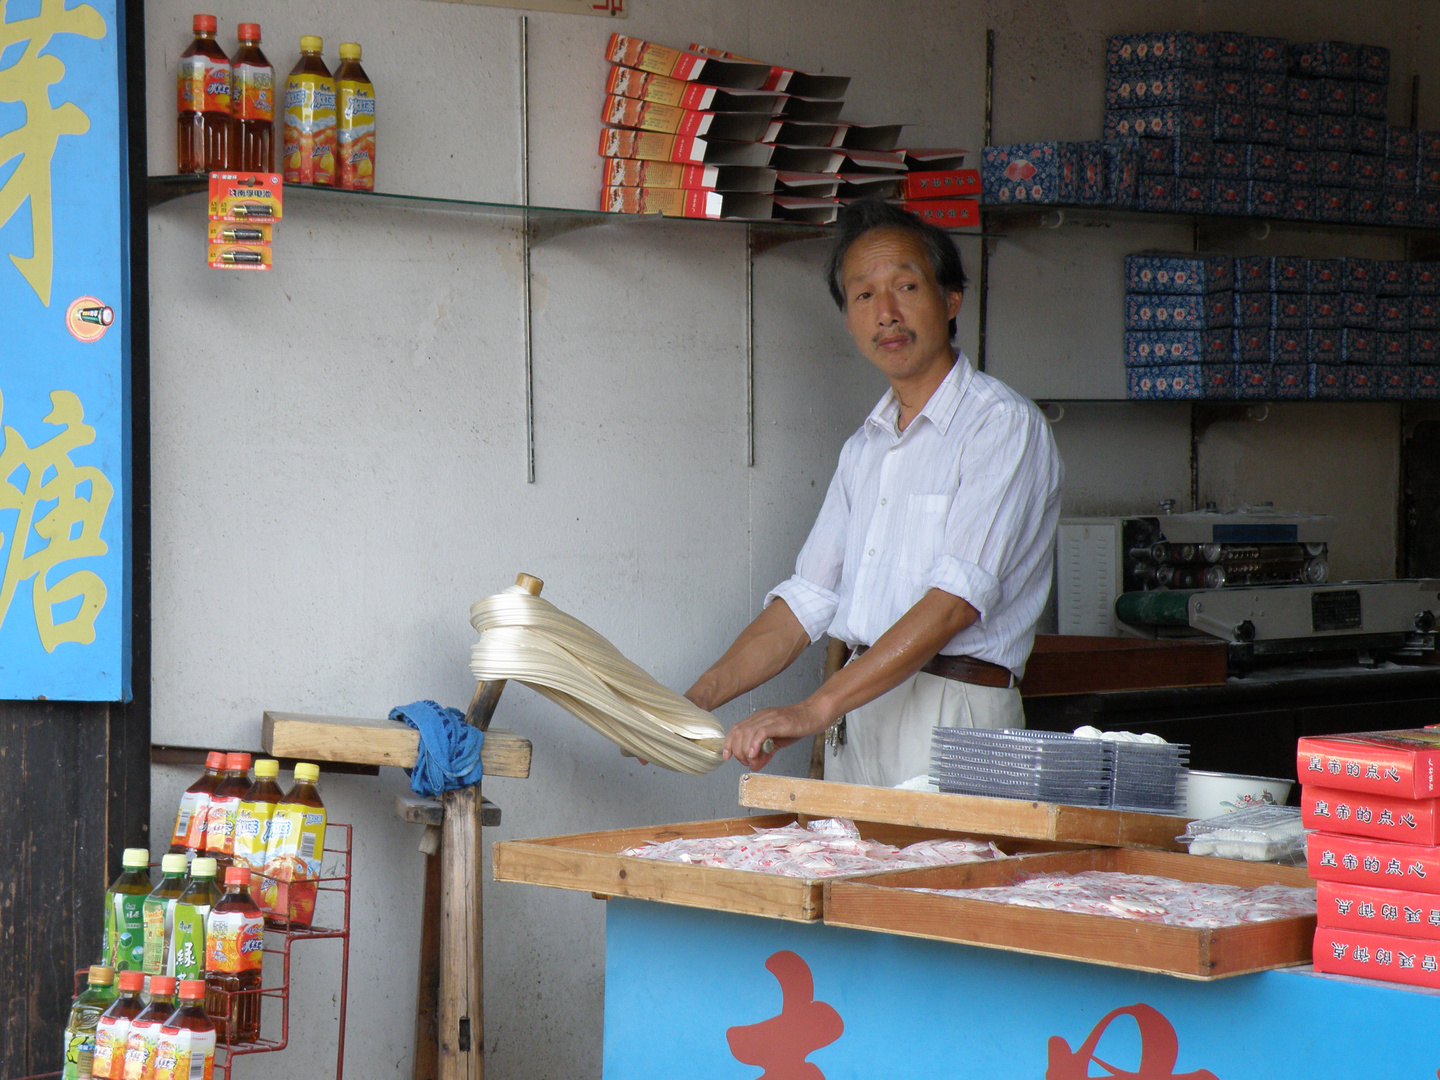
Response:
852,645,1015,689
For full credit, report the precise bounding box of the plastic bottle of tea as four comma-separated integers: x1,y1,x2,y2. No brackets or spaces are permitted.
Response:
283,36,335,184
169,858,220,982
177,14,232,174
93,970,145,1080
205,867,264,1043
118,976,175,1080
232,758,283,896
334,42,375,190
232,23,274,171
151,980,216,1080
201,753,252,870
142,854,189,980
61,965,115,1080
170,751,224,859
103,849,153,971
261,762,326,928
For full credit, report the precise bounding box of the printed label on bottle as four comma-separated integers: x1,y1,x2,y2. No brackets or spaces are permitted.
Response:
282,73,336,184
121,1020,163,1080
109,892,146,971
142,896,179,976
203,795,241,856
182,793,210,851
232,801,276,871
178,56,231,113
170,903,210,979
205,909,263,973
64,1028,95,1080
94,1015,132,1080
336,80,375,190
171,791,201,848
235,63,275,121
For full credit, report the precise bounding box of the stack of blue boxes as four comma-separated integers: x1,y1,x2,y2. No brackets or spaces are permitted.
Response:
1127,251,1440,398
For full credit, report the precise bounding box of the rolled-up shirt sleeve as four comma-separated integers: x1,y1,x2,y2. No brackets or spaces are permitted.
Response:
763,440,856,642
924,405,1058,623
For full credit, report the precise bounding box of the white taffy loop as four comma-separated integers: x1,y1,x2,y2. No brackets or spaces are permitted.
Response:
469,585,725,775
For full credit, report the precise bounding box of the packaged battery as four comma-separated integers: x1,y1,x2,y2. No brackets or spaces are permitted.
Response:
1125,252,1234,294
1125,329,1232,366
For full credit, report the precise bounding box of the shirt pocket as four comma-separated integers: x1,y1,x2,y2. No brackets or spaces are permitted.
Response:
900,492,951,577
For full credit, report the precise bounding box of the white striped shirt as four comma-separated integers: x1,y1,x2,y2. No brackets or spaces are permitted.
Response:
766,353,1063,678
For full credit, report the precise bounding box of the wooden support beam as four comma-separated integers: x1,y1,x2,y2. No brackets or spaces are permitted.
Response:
261,711,532,779
395,793,501,828
440,784,485,1080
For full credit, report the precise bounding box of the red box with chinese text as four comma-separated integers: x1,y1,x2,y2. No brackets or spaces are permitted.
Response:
902,169,981,200
1301,785,1440,844
1306,831,1440,893
1297,730,1440,800
1313,925,1440,989
1317,880,1440,941
902,199,979,228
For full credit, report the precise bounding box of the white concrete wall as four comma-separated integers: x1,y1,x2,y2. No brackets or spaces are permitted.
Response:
142,2,1439,1076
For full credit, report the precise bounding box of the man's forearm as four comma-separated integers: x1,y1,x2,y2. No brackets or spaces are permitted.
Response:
685,599,812,712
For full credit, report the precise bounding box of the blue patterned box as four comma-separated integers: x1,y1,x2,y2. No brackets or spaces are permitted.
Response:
1214,104,1253,142
1107,32,1216,73
1343,292,1378,327
1253,37,1290,74
1234,291,1270,328
1318,116,1354,152
1320,79,1355,116
1344,366,1379,398
1287,80,1321,115
982,143,1079,204
1286,114,1319,151
1246,144,1286,181
1234,255,1269,292
1234,327,1270,362
1273,255,1309,292
1421,131,1440,157
1353,120,1385,156
1271,293,1307,329
1314,187,1349,223
1384,192,1416,225
1376,262,1410,296
1125,330,1233,366
1307,294,1344,329
1312,364,1346,398
1253,73,1288,110
1412,296,1440,330
1376,331,1410,363
1352,155,1383,190
1126,252,1235,294
1127,365,1231,400
1359,44,1391,84
1414,196,1440,226
1419,158,1440,194
1316,151,1350,185
1176,139,1213,177
1214,144,1246,179
1355,83,1388,120
1309,328,1342,363
1376,298,1410,333
1235,364,1273,398
1350,190,1384,224
1210,179,1246,215
1136,175,1175,211
1252,110,1286,146
1247,180,1285,216
1104,143,1140,206
1413,330,1440,365
1342,257,1378,293
1342,327,1377,363
1106,70,1214,109
1285,150,1317,183
1271,328,1307,362
1077,142,1106,204
1214,71,1249,105
1412,369,1440,397
1375,366,1409,399
1107,107,1212,141
1290,41,1359,79
1384,158,1418,192
1274,364,1309,398
1416,265,1440,296
1387,127,1418,158
1136,138,1176,174
1213,31,1252,69
1308,259,1343,294
1282,184,1316,220
1175,178,1208,214
1126,293,1234,331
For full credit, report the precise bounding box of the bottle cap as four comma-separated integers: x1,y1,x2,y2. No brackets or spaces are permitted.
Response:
122,848,149,869
193,14,217,33
224,866,250,886
88,965,114,985
205,750,225,769
149,975,178,997
294,762,320,783
225,752,252,772
178,979,207,1000
300,34,322,52
237,22,260,41
254,758,279,778
117,970,145,993
161,853,189,874
339,42,361,60
191,856,219,878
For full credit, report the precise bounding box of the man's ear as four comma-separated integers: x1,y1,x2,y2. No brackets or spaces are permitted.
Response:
946,290,963,320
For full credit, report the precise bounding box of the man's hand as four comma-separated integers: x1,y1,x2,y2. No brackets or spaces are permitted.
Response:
724,700,833,770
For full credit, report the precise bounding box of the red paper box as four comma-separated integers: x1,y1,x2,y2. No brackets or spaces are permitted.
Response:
1302,785,1440,844
1307,831,1440,893
1314,925,1440,989
902,169,981,200
1297,729,1440,799
902,199,978,227
1317,880,1440,940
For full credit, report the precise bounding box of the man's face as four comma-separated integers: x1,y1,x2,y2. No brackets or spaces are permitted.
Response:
840,228,961,384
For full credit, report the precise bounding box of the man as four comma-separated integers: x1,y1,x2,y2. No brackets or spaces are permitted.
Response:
684,199,1063,787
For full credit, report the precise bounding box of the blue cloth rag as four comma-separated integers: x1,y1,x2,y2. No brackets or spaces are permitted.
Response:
389,699,484,797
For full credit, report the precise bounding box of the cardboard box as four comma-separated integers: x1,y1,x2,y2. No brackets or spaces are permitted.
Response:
1125,252,1235,294
1247,144,1287,181
1356,82,1389,120
1127,365,1232,399
1252,108,1286,145
1175,178,1209,214
1376,365,1410,399
1344,292,1378,327
1106,32,1216,72
1273,364,1309,398
1135,137,1176,175
1213,143,1246,179
1388,126,1419,158
1104,144,1140,206
1315,926,1440,989
1385,192,1416,225
902,169,980,200
605,65,785,113
1313,187,1349,223
1343,257,1379,293
1315,150,1350,185
1234,291,1271,329
1136,174,1175,212
1126,329,1233,366
1311,363,1346,398
764,119,843,146
1350,189,1384,224
904,199,979,228
1352,155,1384,189
1299,730,1440,800
1354,119,1386,156
1233,255,1270,292
1127,293,1234,331
603,158,776,190
1307,294,1343,329
1253,37,1290,73
1318,116,1355,152
1214,71,1249,105
1385,158,1418,191
599,128,772,166
1319,78,1356,116
1272,254,1309,292
1271,327,1307,362
1318,880,1440,939
1176,138,1214,177
1308,831,1440,891
1290,40,1360,79
1210,179,1246,215
1308,258,1343,293
1412,297,1440,331
981,143,1076,204
773,196,841,224
840,124,905,151
1287,79,1321,115
1286,114,1319,151
1416,264,1440,296
1413,329,1440,364
1213,104,1253,142
781,96,844,122
1377,298,1410,333
1419,157,1440,194
1252,73,1288,110
776,171,840,197
899,147,970,171
1285,149,1317,183
601,186,773,219
1309,328,1342,364
1415,195,1440,226
1342,327,1377,364
1105,107,1211,141
1247,180,1285,216
602,96,773,140
1376,331,1411,363
1235,363,1273,398
1345,365,1380,398
1305,788,1440,845
605,34,770,89
1234,327,1271,362
1413,368,1440,396
835,173,903,199
1212,31,1251,69
1105,69,1213,109
1271,292,1307,330
1359,44,1392,83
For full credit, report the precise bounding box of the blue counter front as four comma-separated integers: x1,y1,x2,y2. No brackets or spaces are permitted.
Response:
603,896,1440,1079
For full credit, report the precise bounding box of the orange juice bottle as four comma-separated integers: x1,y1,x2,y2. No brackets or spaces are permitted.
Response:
260,762,325,928
93,971,146,1080
201,753,251,870
232,23,274,171
151,981,216,1080
176,14,232,174
334,42,375,190
205,867,263,1044
283,36,335,184
170,751,224,857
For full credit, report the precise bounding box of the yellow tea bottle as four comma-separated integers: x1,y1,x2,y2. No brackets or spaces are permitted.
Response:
283,36,335,185
334,42,375,190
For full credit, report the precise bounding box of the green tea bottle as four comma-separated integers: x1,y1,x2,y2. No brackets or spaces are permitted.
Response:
102,848,152,970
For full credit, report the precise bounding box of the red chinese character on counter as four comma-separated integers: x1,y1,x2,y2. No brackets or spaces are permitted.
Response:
1047,1003,1219,1080
726,950,843,1080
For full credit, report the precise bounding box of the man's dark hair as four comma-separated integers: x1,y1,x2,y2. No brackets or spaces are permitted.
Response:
824,199,968,338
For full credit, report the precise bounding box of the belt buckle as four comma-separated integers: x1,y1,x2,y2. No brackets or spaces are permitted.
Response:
826,716,847,754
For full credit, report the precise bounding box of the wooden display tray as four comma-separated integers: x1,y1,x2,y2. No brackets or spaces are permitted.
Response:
492,814,1059,923
823,847,1316,980
738,773,1190,852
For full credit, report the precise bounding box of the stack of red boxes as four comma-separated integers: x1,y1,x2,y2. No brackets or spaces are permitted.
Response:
598,33,976,226
1299,729,1440,988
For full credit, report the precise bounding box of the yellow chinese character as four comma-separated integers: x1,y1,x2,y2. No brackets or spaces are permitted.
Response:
0,0,107,306
0,389,111,651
